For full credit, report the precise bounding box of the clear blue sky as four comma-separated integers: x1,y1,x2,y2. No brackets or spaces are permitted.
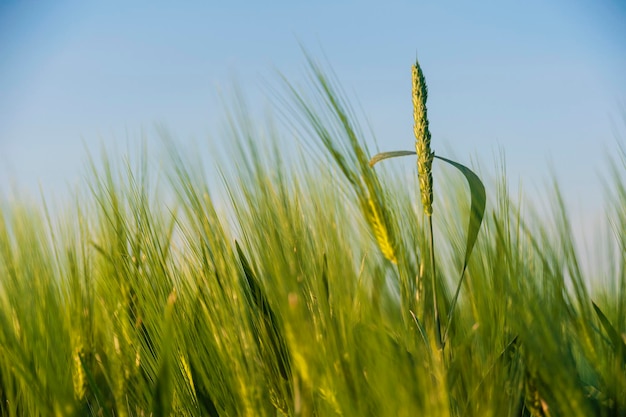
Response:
1,0,625,220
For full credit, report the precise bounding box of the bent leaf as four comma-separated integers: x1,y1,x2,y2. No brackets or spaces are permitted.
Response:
369,150,486,274
435,155,486,269
369,150,416,167
435,155,486,345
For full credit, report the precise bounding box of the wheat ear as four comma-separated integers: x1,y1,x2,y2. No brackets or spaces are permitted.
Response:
412,60,434,216
71,335,86,400
366,197,397,263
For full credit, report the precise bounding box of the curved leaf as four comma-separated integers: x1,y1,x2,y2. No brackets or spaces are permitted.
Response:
435,155,486,345
435,155,486,268
369,150,416,167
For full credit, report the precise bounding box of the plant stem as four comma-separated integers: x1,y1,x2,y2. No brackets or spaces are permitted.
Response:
429,215,443,350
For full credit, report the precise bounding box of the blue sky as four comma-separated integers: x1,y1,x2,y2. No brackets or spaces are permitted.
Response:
1,0,625,222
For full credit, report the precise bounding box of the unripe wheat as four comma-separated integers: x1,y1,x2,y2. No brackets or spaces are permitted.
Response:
412,60,434,216
367,197,397,263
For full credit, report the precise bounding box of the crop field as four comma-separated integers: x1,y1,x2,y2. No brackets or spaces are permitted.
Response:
0,59,624,417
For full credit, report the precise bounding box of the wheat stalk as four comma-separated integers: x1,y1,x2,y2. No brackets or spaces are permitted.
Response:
412,60,434,216
413,58,442,348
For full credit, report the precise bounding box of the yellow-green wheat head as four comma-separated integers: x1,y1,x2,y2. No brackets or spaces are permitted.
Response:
412,60,434,216
366,197,397,263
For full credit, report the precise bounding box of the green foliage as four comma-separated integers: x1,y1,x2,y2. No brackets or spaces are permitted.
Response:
0,59,624,417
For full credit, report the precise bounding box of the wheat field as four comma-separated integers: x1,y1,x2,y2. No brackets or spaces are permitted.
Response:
0,58,624,417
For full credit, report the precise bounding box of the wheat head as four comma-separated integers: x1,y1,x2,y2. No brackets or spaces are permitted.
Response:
366,197,397,263
412,60,434,216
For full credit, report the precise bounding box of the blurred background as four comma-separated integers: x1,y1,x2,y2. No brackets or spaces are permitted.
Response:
1,1,624,238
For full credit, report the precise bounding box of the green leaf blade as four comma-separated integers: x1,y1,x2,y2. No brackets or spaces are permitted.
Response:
435,155,486,346
434,155,486,269
369,150,416,167
592,301,626,363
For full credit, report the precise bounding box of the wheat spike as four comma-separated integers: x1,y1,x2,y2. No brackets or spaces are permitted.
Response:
71,335,86,400
412,60,434,216
366,197,397,263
